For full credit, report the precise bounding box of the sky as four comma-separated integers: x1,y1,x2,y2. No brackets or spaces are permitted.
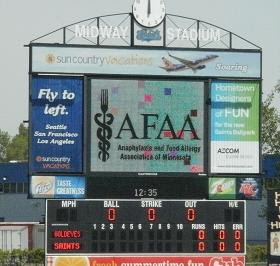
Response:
0,0,279,135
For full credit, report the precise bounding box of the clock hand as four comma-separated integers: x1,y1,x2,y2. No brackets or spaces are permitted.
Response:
147,0,151,17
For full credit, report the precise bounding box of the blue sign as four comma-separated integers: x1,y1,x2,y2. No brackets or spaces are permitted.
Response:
30,175,86,198
136,29,161,42
30,76,83,173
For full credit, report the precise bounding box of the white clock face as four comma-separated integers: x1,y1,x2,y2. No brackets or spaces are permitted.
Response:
133,0,166,28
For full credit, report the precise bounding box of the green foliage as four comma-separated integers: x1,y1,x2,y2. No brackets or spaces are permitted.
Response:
0,129,10,162
26,249,45,263
262,87,280,154
265,178,280,189
6,123,28,162
246,245,267,262
0,249,44,265
0,123,28,162
0,250,10,265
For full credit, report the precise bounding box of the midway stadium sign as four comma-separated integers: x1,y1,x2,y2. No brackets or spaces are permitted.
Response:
74,25,221,42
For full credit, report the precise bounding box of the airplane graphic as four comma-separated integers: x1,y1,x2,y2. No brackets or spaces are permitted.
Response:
160,53,218,73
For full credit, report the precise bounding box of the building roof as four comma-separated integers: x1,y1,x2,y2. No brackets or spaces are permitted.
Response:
0,162,28,183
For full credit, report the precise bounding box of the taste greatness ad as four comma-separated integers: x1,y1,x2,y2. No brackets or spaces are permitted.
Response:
46,256,245,266
90,79,204,174
210,81,259,174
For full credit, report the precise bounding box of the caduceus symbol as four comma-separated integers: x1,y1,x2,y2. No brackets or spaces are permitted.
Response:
94,89,114,162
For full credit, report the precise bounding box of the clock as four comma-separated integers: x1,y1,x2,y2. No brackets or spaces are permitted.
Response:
133,0,166,28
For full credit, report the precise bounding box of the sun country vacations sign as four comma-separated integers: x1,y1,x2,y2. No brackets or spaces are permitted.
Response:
74,25,221,42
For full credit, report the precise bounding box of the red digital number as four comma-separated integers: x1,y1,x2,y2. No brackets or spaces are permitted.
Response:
107,208,116,221
218,242,225,252
234,242,241,252
186,208,196,221
198,241,205,252
218,230,225,240
198,230,205,240
147,208,156,221
234,230,241,240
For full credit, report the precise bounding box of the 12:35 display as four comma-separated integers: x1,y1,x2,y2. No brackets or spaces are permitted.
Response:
134,188,158,197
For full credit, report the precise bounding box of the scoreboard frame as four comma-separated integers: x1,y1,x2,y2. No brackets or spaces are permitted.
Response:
45,199,246,256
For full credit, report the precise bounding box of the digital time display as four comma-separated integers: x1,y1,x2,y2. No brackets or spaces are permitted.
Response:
46,199,245,255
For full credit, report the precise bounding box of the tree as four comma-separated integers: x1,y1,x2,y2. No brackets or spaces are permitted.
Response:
0,130,11,162
259,81,280,217
6,123,28,162
262,81,280,154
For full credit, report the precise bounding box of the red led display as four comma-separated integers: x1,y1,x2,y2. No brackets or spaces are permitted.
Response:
198,242,205,252
186,208,196,221
147,208,156,221
107,208,116,221
234,242,241,252
218,230,225,240
234,230,241,240
53,242,82,250
218,242,225,252
198,230,205,240
52,230,82,238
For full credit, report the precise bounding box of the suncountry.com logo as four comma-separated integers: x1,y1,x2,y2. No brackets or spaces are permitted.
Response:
45,53,153,66
35,156,71,169
94,89,200,162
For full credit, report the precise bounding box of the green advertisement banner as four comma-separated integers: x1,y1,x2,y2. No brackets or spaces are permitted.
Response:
211,81,260,174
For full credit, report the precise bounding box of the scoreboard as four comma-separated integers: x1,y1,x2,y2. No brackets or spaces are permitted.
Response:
46,199,245,255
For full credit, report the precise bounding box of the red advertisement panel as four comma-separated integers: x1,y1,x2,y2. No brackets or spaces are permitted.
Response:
46,256,245,266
